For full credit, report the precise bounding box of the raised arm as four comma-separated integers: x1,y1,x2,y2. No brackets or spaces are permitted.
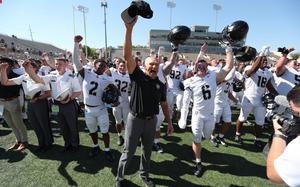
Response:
123,17,138,74
195,42,208,63
23,61,45,84
73,35,85,78
275,48,294,76
243,56,264,78
267,119,286,184
216,47,234,84
162,52,178,76
0,63,17,86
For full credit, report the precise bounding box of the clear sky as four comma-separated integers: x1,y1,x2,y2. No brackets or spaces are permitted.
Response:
1,0,299,53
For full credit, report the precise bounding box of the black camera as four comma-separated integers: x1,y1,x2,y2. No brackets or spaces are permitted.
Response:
277,47,290,55
268,112,300,137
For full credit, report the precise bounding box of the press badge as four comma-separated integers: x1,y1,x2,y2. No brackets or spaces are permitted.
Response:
51,104,59,113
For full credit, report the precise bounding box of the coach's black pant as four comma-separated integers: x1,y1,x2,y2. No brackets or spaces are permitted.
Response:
27,99,53,147
116,113,157,181
57,100,79,147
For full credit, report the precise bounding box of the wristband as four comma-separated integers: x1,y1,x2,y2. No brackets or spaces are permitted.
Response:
273,133,287,141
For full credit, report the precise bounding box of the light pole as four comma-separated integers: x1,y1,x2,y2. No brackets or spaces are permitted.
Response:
101,0,108,61
29,24,34,41
77,5,89,58
72,6,76,36
167,0,176,29
213,4,222,32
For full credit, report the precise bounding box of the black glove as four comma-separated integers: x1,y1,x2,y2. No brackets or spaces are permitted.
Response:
277,47,290,55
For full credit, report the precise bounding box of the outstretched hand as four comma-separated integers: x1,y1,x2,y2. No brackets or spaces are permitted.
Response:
200,42,208,53
124,16,138,29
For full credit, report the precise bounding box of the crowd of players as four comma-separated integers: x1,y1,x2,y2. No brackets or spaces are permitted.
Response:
0,34,299,177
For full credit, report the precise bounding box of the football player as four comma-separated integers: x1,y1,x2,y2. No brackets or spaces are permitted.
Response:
272,48,299,95
178,46,234,176
235,55,278,148
72,35,116,161
110,60,131,146
166,56,187,123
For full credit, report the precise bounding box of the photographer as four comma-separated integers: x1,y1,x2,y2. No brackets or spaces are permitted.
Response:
267,85,300,186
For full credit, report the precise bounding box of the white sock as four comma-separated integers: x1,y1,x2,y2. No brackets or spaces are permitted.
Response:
219,134,224,138
104,148,110,152
154,139,160,144
255,137,261,141
93,144,99,148
196,158,201,163
236,132,241,136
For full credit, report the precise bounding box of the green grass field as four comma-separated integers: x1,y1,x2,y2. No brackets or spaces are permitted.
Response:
0,108,284,187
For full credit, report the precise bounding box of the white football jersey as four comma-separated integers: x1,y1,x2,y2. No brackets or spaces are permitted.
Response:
167,63,187,91
215,81,231,106
42,70,81,101
272,66,300,95
157,63,166,84
111,70,131,103
243,66,273,104
82,68,114,106
183,70,217,117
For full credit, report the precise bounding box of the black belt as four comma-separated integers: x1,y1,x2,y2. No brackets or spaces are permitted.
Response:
53,99,75,105
131,112,154,120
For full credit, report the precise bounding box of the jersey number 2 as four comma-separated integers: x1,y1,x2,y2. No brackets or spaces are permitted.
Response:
89,81,98,96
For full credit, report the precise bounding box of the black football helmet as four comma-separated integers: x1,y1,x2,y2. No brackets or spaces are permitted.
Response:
234,46,257,62
262,93,277,110
232,78,244,92
220,20,249,46
168,25,191,51
102,84,121,104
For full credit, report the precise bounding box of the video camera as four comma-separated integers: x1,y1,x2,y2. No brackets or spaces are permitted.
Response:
264,95,300,138
262,95,300,158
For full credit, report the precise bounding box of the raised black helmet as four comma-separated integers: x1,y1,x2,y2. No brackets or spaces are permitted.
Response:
220,20,249,46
